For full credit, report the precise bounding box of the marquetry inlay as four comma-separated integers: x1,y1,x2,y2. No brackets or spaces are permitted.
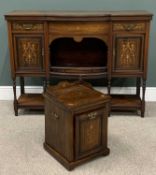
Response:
12,23,43,31
119,40,137,66
19,39,40,65
113,23,145,31
81,117,100,152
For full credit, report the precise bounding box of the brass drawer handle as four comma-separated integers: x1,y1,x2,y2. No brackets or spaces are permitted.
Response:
88,112,97,119
123,24,136,31
50,112,59,119
22,24,33,30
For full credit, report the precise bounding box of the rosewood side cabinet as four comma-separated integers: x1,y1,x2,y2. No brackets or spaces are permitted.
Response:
4,11,153,116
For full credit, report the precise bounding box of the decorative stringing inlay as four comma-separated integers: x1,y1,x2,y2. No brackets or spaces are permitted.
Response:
113,23,145,31
80,117,100,152
119,40,137,66
20,40,40,66
13,23,43,31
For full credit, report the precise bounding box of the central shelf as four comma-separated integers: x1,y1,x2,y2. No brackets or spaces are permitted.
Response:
50,66,107,77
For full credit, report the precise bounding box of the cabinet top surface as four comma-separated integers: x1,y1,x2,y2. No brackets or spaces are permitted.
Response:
5,10,153,17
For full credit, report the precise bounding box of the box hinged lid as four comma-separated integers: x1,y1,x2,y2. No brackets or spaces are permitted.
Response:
45,81,110,110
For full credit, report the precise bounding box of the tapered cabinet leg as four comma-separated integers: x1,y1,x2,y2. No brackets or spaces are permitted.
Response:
20,77,25,95
136,77,141,97
107,78,111,116
136,77,141,116
108,78,111,95
44,79,48,92
141,78,146,118
47,78,50,87
13,78,18,116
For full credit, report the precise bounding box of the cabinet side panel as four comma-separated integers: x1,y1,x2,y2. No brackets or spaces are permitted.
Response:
7,22,15,78
44,96,74,161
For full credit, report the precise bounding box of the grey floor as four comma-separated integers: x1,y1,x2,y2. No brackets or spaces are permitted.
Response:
0,101,156,175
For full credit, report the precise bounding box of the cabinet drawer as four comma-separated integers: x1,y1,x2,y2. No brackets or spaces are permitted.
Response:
113,22,145,32
12,22,44,32
49,22,109,35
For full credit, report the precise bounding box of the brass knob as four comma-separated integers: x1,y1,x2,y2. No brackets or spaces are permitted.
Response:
51,112,59,119
23,24,33,30
88,112,97,119
124,24,136,31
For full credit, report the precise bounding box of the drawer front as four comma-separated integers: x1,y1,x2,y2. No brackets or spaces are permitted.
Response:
113,22,145,32
49,22,109,35
75,108,108,160
12,22,44,32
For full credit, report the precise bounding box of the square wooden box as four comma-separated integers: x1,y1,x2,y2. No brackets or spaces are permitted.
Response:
44,81,110,170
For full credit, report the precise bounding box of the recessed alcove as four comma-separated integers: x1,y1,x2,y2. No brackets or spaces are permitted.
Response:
50,37,108,76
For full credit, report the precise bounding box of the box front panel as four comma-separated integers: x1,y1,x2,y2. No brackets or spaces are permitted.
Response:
75,108,107,160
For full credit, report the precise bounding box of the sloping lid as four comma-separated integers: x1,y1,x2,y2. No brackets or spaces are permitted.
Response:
46,81,110,110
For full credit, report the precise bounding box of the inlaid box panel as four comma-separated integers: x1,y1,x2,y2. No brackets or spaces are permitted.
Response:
75,109,106,160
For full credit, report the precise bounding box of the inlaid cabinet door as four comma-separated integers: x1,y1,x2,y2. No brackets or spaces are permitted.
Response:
13,35,44,73
113,35,144,74
75,108,107,160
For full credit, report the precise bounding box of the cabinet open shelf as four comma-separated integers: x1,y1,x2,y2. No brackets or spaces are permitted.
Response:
50,66,107,77
18,94,44,109
111,94,141,110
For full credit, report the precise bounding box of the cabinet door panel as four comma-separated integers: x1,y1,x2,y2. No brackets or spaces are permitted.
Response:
113,35,144,73
13,35,44,72
75,108,107,160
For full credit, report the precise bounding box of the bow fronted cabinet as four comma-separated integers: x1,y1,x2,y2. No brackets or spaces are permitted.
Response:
5,11,153,116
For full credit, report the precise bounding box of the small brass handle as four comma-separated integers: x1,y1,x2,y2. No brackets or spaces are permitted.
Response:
22,24,33,30
123,24,136,31
50,112,59,119
88,112,97,119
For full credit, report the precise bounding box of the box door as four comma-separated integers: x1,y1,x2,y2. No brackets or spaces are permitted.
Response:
75,108,107,160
